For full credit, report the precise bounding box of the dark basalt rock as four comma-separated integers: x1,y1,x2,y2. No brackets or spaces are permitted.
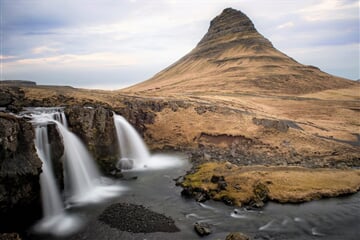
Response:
252,117,303,132
0,87,25,113
98,202,179,233
0,89,12,107
195,7,273,57
181,186,210,203
248,182,269,209
225,232,251,240
199,8,256,44
47,123,65,189
194,222,212,236
0,113,42,232
65,106,119,173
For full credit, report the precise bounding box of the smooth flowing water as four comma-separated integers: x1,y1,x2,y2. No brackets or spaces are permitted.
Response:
35,153,359,240
26,109,360,239
29,108,124,236
113,114,184,170
113,114,150,169
32,117,81,236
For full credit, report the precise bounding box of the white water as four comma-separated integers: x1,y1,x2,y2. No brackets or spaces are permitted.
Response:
113,114,150,169
33,123,80,236
53,111,68,128
113,114,183,170
52,119,123,205
30,108,124,235
35,126,64,219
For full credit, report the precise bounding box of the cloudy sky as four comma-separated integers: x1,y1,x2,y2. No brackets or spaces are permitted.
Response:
1,0,359,89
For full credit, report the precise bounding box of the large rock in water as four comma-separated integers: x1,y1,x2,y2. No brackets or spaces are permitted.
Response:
65,106,119,172
0,113,42,232
225,232,251,240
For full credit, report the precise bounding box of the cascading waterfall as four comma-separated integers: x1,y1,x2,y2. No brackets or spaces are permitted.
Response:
30,108,124,235
33,121,80,236
113,114,150,169
35,125,64,221
113,113,183,170
54,121,122,204
53,110,68,128
54,121,101,200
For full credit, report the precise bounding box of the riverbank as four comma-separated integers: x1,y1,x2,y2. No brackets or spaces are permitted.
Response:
180,162,360,207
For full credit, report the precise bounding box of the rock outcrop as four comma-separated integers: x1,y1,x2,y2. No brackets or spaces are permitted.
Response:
0,113,42,232
194,222,212,236
0,87,26,113
46,123,65,188
65,106,119,172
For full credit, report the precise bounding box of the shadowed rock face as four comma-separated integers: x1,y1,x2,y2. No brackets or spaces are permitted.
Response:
0,113,42,231
47,123,65,189
197,8,272,53
65,106,119,172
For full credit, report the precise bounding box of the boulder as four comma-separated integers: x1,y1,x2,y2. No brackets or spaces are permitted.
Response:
194,222,212,236
225,232,251,240
116,158,134,170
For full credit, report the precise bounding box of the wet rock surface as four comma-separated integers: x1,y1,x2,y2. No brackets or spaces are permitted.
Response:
194,222,212,236
46,123,65,189
98,202,179,233
65,106,119,172
225,232,251,240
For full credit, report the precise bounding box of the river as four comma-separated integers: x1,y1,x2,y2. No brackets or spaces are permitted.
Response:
29,153,360,240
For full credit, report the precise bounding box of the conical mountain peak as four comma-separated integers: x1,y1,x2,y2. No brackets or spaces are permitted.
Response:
197,7,272,49
125,8,354,95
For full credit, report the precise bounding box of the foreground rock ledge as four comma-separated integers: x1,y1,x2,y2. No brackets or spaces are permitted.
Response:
180,162,360,207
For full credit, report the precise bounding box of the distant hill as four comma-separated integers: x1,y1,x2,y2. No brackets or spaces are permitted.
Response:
124,8,355,95
0,80,37,86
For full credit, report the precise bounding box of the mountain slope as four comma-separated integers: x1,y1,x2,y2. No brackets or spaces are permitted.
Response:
124,8,355,95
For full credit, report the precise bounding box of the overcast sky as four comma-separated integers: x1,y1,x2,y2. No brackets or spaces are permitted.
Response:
1,0,359,89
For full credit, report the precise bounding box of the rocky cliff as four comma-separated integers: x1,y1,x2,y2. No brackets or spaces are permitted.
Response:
65,106,119,172
0,113,42,232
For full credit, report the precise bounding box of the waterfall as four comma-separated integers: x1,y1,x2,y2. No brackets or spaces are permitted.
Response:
113,113,183,170
53,111,68,128
53,121,117,203
30,108,124,235
113,114,150,169
33,123,80,236
35,125,64,220
44,110,124,204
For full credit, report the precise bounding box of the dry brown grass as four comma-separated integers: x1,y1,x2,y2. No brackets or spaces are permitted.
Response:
182,162,360,206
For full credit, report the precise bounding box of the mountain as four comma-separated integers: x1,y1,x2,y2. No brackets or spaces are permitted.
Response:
124,8,355,95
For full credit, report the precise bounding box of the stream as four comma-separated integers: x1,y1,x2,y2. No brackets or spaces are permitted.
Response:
29,152,360,240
